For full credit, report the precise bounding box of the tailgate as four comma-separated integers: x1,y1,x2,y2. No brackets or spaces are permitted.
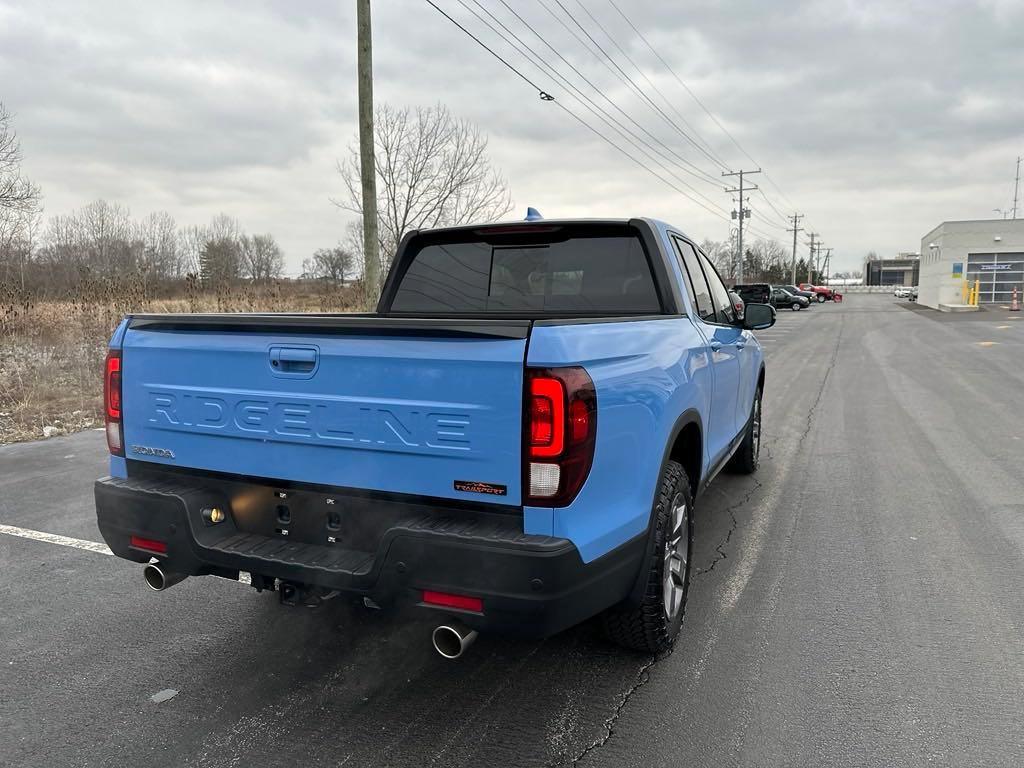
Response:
120,317,529,504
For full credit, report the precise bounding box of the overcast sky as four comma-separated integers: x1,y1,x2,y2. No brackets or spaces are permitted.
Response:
2,0,1022,273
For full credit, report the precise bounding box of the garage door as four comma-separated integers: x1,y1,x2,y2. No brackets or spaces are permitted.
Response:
965,252,1024,303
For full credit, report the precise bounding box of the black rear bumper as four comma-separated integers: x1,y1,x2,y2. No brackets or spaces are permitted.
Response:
94,473,646,637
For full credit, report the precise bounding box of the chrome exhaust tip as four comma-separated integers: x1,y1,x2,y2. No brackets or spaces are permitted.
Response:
431,620,478,659
143,563,187,592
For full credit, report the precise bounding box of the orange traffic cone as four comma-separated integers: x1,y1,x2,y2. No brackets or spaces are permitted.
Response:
1012,287,1020,312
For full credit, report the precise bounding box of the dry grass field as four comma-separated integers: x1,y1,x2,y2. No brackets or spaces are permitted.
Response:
0,280,360,444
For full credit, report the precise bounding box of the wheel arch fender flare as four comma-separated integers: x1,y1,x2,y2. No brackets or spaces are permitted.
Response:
624,408,704,605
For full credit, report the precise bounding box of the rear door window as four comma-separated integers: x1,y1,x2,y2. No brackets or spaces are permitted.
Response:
671,237,715,323
696,252,736,325
390,232,661,315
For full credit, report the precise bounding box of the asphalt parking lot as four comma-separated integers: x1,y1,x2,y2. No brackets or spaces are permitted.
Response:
2,294,1023,767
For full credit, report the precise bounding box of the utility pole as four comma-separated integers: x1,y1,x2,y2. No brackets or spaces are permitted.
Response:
1013,156,1021,219
787,213,804,285
822,248,833,285
723,168,761,284
806,233,818,283
357,0,380,306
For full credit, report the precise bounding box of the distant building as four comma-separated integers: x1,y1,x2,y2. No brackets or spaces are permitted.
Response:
863,253,920,286
918,219,1024,309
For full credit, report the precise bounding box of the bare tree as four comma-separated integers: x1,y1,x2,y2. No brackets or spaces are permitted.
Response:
304,246,354,284
701,238,735,280
177,224,208,276
336,104,513,284
197,214,242,286
136,211,180,279
0,103,41,220
0,103,42,283
240,233,284,282
77,199,135,275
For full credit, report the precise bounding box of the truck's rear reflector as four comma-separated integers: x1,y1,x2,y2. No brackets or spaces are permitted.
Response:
422,590,484,613
524,367,597,507
129,535,167,555
104,350,124,456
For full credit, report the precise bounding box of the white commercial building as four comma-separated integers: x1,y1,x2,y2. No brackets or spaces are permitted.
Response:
918,219,1024,309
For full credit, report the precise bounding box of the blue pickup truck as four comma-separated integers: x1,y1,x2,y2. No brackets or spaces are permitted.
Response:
95,217,774,657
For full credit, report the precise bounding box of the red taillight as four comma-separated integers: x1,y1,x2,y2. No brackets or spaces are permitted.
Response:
524,367,597,507
104,349,124,456
529,376,565,457
422,590,484,613
129,535,166,555
105,353,121,419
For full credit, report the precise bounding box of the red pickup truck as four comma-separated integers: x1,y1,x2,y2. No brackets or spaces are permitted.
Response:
798,283,841,302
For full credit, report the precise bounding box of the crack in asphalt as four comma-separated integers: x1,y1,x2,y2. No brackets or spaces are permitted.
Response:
696,313,845,580
562,652,659,767
799,314,845,441
562,316,847,767
693,476,763,577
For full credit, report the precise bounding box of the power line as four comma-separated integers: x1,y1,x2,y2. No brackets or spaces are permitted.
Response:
455,0,731,216
605,0,814,233
544,0,729,173
487,0,727,192
423,0,554,101
573,0,729,169
425,0,735,223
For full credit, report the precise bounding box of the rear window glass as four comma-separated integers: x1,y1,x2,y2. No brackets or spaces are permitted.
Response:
389,234,661,315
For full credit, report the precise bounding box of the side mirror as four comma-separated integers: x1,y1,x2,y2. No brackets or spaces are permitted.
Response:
742,302,776,330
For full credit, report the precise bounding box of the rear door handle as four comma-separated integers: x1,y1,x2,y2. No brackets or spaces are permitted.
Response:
709,340,723,352
269,346,319,376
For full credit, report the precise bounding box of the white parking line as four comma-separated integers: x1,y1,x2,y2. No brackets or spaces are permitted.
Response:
0,523,253,585
0,523,113,555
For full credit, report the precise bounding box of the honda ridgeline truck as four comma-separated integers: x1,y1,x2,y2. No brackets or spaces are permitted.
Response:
95,216,775,656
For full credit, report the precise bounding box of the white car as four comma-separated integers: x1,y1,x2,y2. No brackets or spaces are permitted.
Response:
893,286,911,298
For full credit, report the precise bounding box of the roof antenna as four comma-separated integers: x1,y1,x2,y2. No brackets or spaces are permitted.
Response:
524,207,544,222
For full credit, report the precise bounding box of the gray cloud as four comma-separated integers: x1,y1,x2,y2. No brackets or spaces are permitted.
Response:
2,0,1021,273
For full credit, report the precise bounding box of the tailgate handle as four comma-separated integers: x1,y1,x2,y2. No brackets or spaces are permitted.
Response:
269,346,318,375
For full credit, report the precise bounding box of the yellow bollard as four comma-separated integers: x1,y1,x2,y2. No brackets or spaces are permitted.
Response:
962,279,969,304
971,279,980,306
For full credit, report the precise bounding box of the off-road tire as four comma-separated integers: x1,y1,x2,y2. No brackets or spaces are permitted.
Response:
729,387,762,474
601,460,693,654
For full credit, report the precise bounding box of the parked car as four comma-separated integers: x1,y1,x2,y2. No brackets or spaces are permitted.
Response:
798,283,837,302
770,286,810,310
776,284,816,303
893,286,911,298
94,216,775,657
729,290,745,320
733,283,771,305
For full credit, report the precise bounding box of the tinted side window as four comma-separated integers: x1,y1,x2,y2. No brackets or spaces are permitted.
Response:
672,237,714,322
697,251,736,324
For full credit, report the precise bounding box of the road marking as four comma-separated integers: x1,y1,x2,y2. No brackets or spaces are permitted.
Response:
996,325,1011,329
0,524,253,586
977,341,999,347
0,524,113,555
